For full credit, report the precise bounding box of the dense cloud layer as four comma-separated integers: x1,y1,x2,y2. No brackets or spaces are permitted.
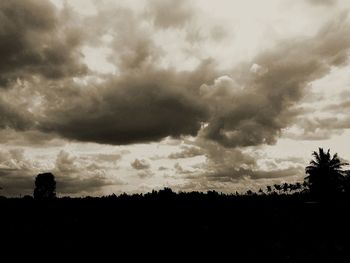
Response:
30,12,350,148
2,1,350,149
37,64,214,144
0,98,32,130
0,0,87,86
201,13,350,147
1,0,350,196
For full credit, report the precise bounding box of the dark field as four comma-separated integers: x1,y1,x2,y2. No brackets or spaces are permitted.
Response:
1,193,350,261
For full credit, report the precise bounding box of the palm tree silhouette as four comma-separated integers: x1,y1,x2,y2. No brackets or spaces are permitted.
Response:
305,148,348,197
274,184,281,194
282,183,289,193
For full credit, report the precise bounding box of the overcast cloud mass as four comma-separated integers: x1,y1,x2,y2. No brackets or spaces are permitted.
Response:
1,0,350,196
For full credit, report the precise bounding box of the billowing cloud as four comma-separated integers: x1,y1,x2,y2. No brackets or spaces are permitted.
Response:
56,150,78,173
0,0,87,86
131,159,150,170
168,146,203,159
131,158,154,179
201,12,350,147
2,1,349,149
36,61,215,144
193,139,257,179
53,150,124,195
36,11,350,148
0,1,215,145
166,137,307,193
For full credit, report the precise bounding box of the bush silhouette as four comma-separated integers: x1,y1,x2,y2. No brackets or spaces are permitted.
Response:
33,173,56,200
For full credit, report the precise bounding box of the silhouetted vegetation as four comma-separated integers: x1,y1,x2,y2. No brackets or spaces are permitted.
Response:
1,148,350,261
33,172,56,200
305,148,349,198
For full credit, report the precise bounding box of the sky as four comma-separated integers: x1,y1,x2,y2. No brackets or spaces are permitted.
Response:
1,0,350,196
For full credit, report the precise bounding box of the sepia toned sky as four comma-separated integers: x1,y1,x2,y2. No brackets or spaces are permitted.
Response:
1,0,350,196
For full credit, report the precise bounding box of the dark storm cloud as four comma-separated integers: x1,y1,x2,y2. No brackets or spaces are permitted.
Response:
1,1,350,151
38,62,216,145
0,1,216,144
201,12,350,147
0,0,87,86
32,3,215,146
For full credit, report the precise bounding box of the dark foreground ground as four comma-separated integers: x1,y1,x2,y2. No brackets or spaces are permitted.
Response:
1,194,350,261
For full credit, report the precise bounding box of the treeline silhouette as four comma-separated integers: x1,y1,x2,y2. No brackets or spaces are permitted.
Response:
17,147,349,201
1,148,350,262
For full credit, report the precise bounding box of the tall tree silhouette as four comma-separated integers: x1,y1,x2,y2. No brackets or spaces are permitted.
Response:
33,173,56,200
305,148,347,197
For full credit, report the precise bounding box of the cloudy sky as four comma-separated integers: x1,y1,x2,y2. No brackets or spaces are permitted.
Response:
1,0,350,196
